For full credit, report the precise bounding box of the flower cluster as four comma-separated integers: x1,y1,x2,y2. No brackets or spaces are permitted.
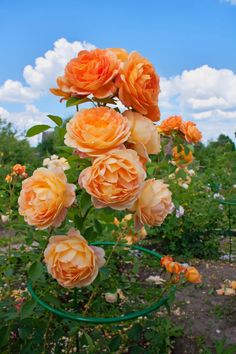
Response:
50,47,160,121
18,46,202,290
160,256,202,284
5,164,28,183
160,116,202,143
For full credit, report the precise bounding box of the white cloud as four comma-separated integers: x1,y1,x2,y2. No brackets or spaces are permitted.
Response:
223,0,236,5
159,65,236,142
0,104,50,145
0,38,95,103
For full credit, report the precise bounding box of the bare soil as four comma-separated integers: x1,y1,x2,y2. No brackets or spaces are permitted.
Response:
171,259,236,353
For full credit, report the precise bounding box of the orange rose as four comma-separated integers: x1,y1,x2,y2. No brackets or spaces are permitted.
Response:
12,164,26,175
5,174,12,183
165,261,183,274
79,149,146,210
180,121,202,143
172,146,194,166
160,116,183,135
185,266,202,284
44,229,105,288
65,107,130,157
123,110,160,160
109,48,129,62
131,179,172,228
160,255,173,267
116,51,160,121
50,76,85,101
18,167,75,229
64,49,120,99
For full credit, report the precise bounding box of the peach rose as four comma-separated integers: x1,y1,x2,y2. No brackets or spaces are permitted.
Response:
44,229,105,288
123,110,160,160
185,266,202,284
18,167,75,229
79,149,146,210
109,48,129,62
64,49,120,99
131,179,172,228
172,146,194,166
50,76,85,101
160,116,183,135
180,121,202,143
116,51,160,121
12,164,26,175
65,107,130,157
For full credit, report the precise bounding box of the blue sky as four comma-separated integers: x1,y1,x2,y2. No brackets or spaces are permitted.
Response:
0,0,236,143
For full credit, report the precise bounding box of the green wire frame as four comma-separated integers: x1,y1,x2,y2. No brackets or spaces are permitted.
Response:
28,242,172,324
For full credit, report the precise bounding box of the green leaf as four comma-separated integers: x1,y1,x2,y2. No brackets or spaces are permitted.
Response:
84,227,97,242
28,260,44,281
43,293,61,307
93,97,117,105
94,219,103,234
80,191,92,216
26,124,51,137
84,333,94,350
127,323,143,341
109,335,122,352
20,299,36,319
0,326,9,348
47,114,63,126
66,97,92,107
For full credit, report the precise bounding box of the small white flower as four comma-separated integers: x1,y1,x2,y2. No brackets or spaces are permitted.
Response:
43,155,70,171
213,193,225,200
181,183,189,190
188,169,195,177
233,184,236,189
105,292,117,303
168,173,175,180
1,214,9,224
176,206,185,218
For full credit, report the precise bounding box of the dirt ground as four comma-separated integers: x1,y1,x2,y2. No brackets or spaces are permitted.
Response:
171,259,236,354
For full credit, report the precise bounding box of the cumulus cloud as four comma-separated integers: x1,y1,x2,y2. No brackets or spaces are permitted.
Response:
159,65,236,142
0,104,50,145
0,38,95,103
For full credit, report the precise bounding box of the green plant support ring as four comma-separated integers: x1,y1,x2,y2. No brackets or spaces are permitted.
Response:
28,242,172,324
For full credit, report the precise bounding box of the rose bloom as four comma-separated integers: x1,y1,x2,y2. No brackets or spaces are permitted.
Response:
50,75,85,101
109,48,129,62
12,164,26,175
160,255,173,267
160,116,183,135
65,107,130,157
185,266,202,284
44,229,105,288
79,149,146,210
18,167,75,229
116,51,160,121
64,48,120,99
5,174,12,183
172,146,194,166
180,121,202,143
165,261,183,274
131,179,172,228
123,110,160,160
